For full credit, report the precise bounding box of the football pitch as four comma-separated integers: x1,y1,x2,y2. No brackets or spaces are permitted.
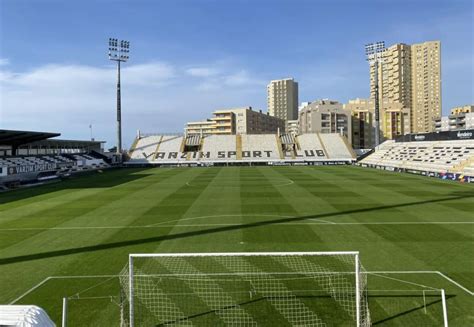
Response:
0,165,473,326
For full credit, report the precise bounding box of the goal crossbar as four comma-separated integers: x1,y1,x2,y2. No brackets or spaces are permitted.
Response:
130,251,360,258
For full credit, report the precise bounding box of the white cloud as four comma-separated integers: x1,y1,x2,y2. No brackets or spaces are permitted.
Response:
224,70,265,87
0,58,9,66
0,60,266,148
185,67,219,77
124,62,176,87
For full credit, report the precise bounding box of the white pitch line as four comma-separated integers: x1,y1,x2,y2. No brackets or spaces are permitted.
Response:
48,275,119,279
146,214,294,227
310,219,336,224
185,179,294,187
367,271,474,296
1,221,473,231
299,221,474,225
436,271,474,296
8,275,120,304
9,277,52,304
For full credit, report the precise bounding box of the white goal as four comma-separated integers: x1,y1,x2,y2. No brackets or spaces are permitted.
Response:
119,252,371,326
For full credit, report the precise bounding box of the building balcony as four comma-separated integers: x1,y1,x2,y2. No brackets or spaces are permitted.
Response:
212,117,232,121
213,130,232,134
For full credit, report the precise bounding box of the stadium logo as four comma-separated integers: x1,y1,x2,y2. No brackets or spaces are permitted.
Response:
457,131,472,139
414,135,425,140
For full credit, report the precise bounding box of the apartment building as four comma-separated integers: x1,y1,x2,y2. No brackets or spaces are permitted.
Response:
450,105,474,115
185,107,284,136
370,41,441,134
371,43,412,113
286,120,299,135
299,100,352,143
267,78,299,123
411,41,441,133
434,105,474,131
345,98,410,148
185,120,218,136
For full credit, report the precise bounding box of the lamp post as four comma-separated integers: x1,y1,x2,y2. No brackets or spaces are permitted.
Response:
108,38,130,154
365,41,385,148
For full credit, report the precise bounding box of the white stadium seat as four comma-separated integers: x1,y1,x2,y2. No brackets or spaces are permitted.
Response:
130,135,163,161
241,134,280,161
360,140,474,175
0,305,54,327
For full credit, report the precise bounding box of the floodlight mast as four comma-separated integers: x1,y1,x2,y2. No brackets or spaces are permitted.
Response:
108,38,130,155
365,41,385,148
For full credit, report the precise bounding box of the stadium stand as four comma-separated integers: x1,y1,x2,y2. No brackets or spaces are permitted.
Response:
129,134,162,161
359,140,474,173
72,153,110,170
185,134,201,147
359,130,474,181
155,135,187,162
126,132,355,165
201,135,237,162
0,305,54,327
462,160,474,176
0,129,111,189
318,133,356,159
293,134,326,160
241,134,281,161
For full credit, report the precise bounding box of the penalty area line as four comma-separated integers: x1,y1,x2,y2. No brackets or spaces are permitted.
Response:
367,271,474,296
10,270,472,305
9,277,52,305
9,275,120,304
436,271,474,296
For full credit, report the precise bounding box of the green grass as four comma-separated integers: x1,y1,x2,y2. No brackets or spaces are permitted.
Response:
0,166,473,326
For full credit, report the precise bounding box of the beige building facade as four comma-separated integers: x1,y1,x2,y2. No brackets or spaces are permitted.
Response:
185,107,284,136
371,43,412,112
286,120,299,135
299,100,352,143
370,41,441,134
434,105,474,131
450,105,473,115
267,78,299,124
345,98,410,148
185,120,218,136
411,41,441,133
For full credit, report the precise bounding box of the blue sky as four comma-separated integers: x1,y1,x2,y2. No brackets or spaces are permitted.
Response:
0,0,473,148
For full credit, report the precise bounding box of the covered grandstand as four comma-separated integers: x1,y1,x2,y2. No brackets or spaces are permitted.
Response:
126,132,356,166
0,129,111,188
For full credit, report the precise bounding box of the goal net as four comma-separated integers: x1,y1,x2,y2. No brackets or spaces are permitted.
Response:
119,252,371,326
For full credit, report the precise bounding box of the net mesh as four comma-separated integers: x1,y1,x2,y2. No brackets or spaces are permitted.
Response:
119,253,371,326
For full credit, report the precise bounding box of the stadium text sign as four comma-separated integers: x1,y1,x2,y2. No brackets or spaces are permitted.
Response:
8,163,57,175
148,149,326,160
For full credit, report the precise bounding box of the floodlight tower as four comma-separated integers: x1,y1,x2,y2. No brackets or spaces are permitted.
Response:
365,41,385,148
108,38,130,154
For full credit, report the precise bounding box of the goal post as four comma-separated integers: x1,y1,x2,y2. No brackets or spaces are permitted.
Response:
120,252,371,327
